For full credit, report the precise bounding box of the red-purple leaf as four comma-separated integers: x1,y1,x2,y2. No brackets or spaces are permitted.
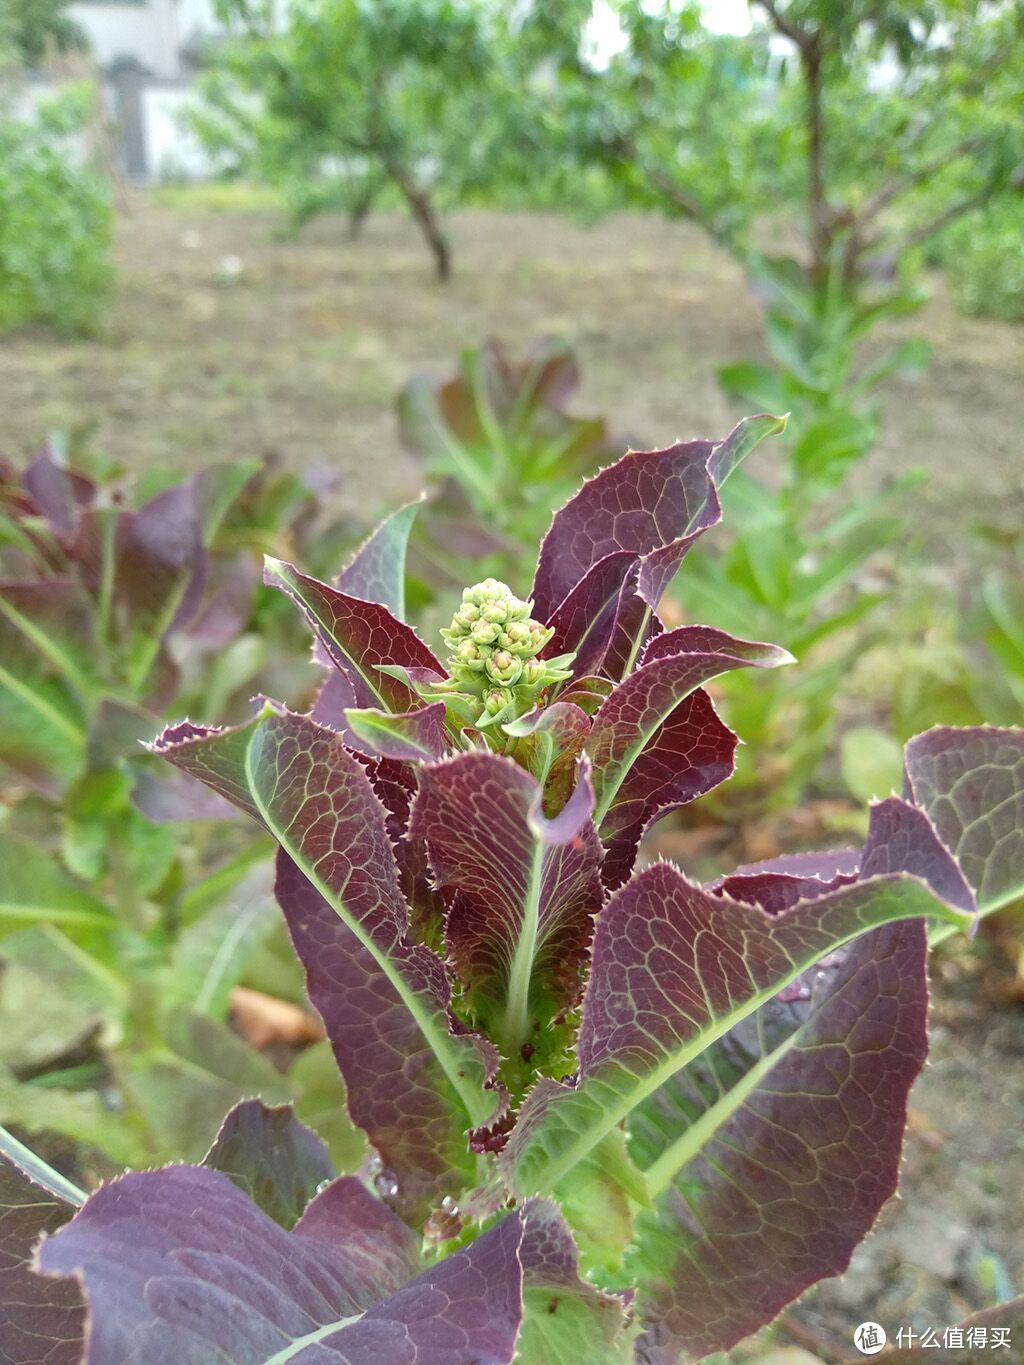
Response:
184,551,258,649
504,778,994,1354
131,768,241,822
201,1099,335,1230
859,796,975,916
409,752,604,1053
589,631,792,824
344,701,450,762
600,688,737,889
115,484,207,649
265,557,442,713
517,1199,633,1364
292,1175,420,1280
336,499,422,621
22,447,93,544
363,755,448,949
587,631,793,884
276,852,492,1217
153,707,499,1220
0,1151,84,1365
38,1166,526,1364
729,849,863,880
542,552,662,681
312,665,359,734
532,416,785,620
504,862,972,1207
904,726,1024,913
628,919,928,1362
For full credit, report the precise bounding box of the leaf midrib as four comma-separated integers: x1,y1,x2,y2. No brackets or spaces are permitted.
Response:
590,653,747,824
243,727,492,1130
261,1311,364,1363
524,880,970,1197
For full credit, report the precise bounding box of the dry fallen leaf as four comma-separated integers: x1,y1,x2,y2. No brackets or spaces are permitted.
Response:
230,986,324,1051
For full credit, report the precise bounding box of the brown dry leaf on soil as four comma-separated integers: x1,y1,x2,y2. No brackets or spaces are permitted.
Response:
230,986,324,1050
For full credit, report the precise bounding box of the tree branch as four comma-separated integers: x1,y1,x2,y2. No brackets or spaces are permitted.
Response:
859,135,985,223
875,179,1012,265
751,0,812,52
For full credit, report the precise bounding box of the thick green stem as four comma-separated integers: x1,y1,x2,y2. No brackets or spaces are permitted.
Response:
500,843,545,1057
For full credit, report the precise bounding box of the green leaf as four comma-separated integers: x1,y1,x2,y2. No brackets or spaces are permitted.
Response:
169,863,277,1017
336,498,423,621
343,701,450,762
122,1009,292,1164
289,1039,369,1174
716,362,789,414
0,833,112,935
517,1200,636,1365
841,726,904,803
0,1064,146,1168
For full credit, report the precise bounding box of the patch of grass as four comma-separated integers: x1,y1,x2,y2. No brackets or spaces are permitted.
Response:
151,180,288,215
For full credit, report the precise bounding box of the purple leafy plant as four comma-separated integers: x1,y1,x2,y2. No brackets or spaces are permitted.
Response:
3,417,1021,1363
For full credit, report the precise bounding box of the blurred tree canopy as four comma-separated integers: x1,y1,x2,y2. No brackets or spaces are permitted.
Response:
200,0,520,277
194,0,1023,290
0,0,88,68
539,0,1024,291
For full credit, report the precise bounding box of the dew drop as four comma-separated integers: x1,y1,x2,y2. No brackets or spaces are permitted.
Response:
375,1176,400,1200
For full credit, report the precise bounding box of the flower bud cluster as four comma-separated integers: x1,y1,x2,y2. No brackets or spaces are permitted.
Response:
438,579,573,728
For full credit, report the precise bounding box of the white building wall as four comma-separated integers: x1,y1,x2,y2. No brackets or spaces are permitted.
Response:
69,1,186,79
143,86,222,179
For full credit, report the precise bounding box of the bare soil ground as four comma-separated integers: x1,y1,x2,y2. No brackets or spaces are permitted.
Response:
2,198,1022,1361
2,198,1021,541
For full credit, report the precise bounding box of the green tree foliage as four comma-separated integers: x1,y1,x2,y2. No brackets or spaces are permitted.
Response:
518,0,1024,808
0,0,87,68
558,1,1024,288
0,89,113,336
197,0,512,277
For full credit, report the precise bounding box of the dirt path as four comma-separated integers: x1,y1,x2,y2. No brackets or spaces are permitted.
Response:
2,200,1021,539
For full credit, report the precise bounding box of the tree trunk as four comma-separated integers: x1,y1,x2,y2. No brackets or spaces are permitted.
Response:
800,36,831,283
388,162,451,280
347,191,373,241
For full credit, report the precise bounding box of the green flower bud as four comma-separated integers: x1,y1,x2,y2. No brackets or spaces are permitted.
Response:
521,658,545,687
455,639,484,670
507,598,532,622
527,622,551,652
465,577,504,606
503,621,531,648
480,600,508,625
471,621,500,646
486,649,523,686
456,602,480,626
483,687,513,717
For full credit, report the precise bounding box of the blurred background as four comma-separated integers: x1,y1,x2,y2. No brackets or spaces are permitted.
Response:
1,2,1022,1360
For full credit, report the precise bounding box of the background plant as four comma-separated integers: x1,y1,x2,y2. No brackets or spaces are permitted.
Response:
0,0,88,68
0,84,113,336
2,418,1019,1361
508,0,1024,809
0,443,359,1172
196,0,515,277
940,197,1024,324
397,336,618,605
